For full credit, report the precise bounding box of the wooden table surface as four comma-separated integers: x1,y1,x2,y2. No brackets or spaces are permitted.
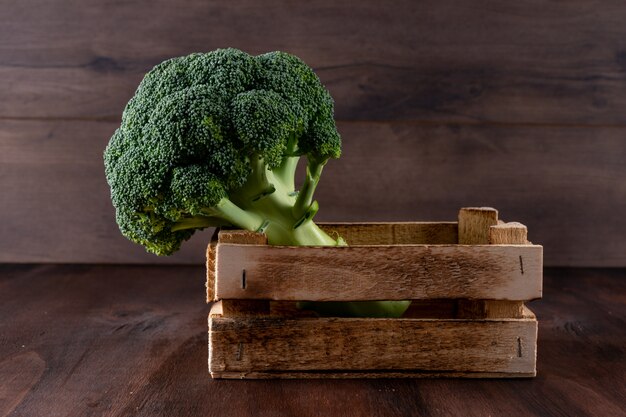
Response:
0,265,624,417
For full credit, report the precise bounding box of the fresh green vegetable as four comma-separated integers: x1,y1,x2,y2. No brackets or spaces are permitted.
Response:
104,48,409,317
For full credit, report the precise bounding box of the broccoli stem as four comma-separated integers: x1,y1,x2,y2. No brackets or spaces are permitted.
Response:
272,155,299,193
239,177,338,246
272,133,300,193
292,159,324,220
170,198,265,232
171,216,225,231
206,198,265,231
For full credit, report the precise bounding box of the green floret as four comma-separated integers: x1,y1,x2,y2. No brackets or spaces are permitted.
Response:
232,89,296,169
105,48,341,254
104,48,409,317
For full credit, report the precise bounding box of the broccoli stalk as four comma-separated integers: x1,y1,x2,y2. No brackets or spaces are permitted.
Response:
104,48,409,317
171,153,338,247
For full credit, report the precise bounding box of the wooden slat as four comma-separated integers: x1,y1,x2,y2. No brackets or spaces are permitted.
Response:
205,230,219,302
210,370,536,379
319,222,458,245
215,244,542,301
490,222,529,244
3,1,626,125
208,316,537,375
217,230,267,245
458,207,499,244
1,119,625,266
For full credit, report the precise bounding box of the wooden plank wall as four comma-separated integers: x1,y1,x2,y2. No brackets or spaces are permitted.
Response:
1,0,625,266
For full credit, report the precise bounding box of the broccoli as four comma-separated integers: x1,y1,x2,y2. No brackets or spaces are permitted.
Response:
104,48,409,317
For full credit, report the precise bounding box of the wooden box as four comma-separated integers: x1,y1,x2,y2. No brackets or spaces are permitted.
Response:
207,207,542,379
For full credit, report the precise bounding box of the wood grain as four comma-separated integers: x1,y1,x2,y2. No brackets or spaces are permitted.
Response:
490,222,529,244
217,230,268,245
319,222,458,245
213,230,270,314
205,229,219,302
1,120,624,266
0,264,209,417
215,244,542,301
2,1,626,125
321,122,626,267
0,352,45,416
0,120,215,264
457,207,527,318
458,207,499,244
0,265,624,416
1,1,626,267
209,316,537,375
209,215,541,378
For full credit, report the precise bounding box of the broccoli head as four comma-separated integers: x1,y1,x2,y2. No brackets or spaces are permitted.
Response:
104,48,411,318
104,48,342,255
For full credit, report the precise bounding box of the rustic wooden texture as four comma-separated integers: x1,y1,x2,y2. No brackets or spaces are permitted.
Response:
1,120,625,266
3,1,626,124
319,222,458,245
207,230,268,302
215,243,542,301
490,222,529,244
2,0,626,267
212,230,270,315
0,265,624,416
217,230,268,245
209,316,537,377
205,230,219,303
458,207,499,244
210,217,539,378
0,120,215,264
457,208,527,318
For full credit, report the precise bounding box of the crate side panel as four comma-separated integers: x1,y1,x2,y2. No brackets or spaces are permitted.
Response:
215,244,542,301
319,222,458,245
209,317,537,374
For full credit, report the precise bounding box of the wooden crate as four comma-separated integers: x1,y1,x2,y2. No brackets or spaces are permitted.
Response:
207,207,542,379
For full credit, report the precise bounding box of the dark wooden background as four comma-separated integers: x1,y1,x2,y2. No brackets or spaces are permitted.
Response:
1,0,625,266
